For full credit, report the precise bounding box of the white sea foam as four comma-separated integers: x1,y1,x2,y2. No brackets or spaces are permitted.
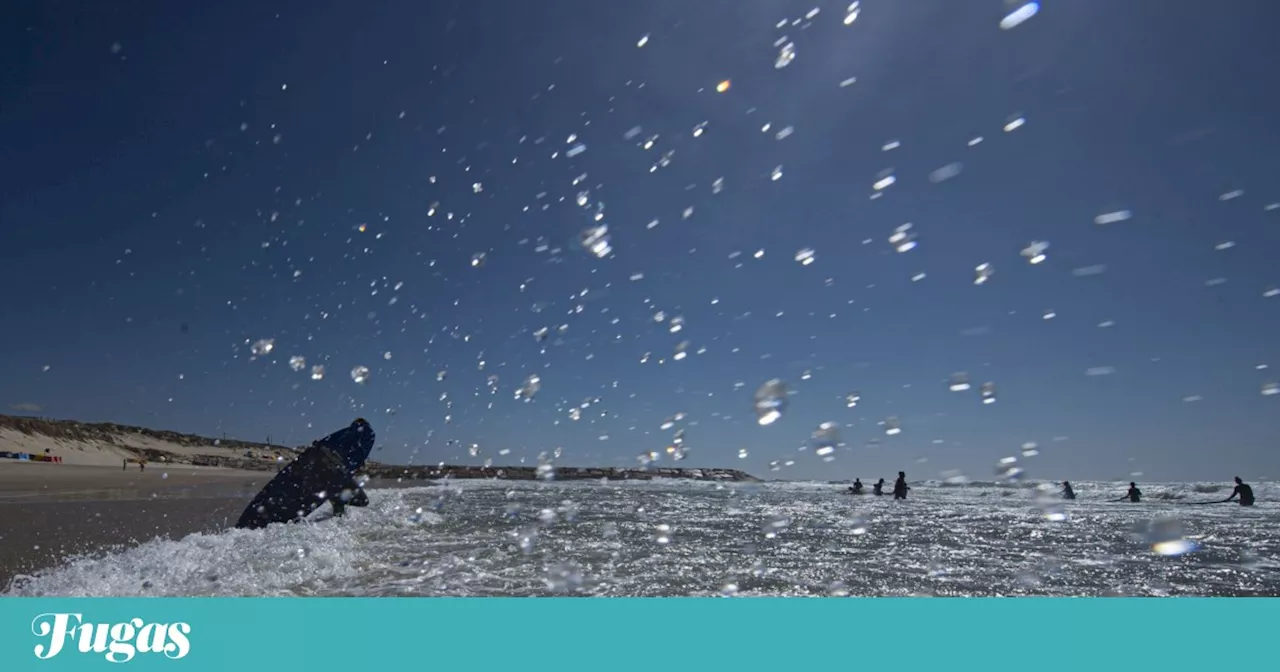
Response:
5,480,1277,597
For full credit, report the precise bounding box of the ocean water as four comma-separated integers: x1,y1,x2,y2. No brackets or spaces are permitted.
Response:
6,479,1278,597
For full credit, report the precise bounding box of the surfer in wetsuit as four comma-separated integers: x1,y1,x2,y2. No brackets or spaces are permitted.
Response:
235,418,375,530
1122,482,1141,503
893,471,910,500
873,478,885,496
1061,481,1076,500
848,479,864,495
1224,477,1255,507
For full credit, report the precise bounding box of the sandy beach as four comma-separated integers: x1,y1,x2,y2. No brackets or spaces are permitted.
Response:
0,461,273,588
0,461,424,590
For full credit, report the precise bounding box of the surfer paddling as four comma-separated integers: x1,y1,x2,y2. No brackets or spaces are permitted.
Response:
1224,477,1255,507
1113,482,1142,503
235,418,376,530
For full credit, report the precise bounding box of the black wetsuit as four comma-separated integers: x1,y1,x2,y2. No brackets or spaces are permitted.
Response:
1062,484,1076,500
1127,487,1142,503
850,480,863,494
873,480,884,496
893,477,909,500
235,419,375,530
1232,483,1255,507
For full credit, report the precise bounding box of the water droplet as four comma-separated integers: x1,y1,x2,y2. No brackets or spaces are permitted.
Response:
995,456,1024,481
716,79,731,93
1261,382,1279,396
843,2,861,25
775,42,796,69
928,162,963,183
350,366,370,384
949,373,971,392
1020,442,1039,457
516,527,538,554
974,262,994,285
770,165,784,181
1135,519,1198,556
1003,116,1026,132
470,252,487,267
288,355,306,371
1021,241,1049,265
811,422,840,459
845,392,861,408
846,513,869,535
1094,210,1132,225
653,523,673,545
980,382,996,404
637,34,649,48
721,582,740,597
515,375,541,402
738,448,749,459
753,379,789,425
884,416,902,435
544,561,585,593
795,248,816,266
999,2,1039,30
761,514,791,539
251,339,275,356
579,225,612,258
888,223,917,252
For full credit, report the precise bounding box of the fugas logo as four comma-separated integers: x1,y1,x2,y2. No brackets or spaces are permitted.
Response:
31,613,191,663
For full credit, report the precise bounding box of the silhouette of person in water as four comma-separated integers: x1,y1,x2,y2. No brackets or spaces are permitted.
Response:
848,478,864,495
1061,481,1076,500
873,478,885,496
1225,477,1255,507
1124,482,1142,503
235,418,375,530
893,471,910,500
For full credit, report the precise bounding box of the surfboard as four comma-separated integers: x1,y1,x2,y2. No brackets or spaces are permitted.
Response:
234,445,356,530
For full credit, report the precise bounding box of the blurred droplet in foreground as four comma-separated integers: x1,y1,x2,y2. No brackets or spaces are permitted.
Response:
811,422,840,460
350,366,370,384
761,514,790,539
974,262,994,285
999,2,1039,31
889,223,917,252
515,375,541,402
980,382,996,404
949,372,971,392
995,456,1024,481
1021,241,1049,264
1134,518,1198,557
753,379,789,425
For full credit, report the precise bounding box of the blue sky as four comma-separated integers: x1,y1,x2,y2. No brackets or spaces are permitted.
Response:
2,0,1279,482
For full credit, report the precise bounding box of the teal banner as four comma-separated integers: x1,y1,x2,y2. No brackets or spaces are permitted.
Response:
0,598,1274,669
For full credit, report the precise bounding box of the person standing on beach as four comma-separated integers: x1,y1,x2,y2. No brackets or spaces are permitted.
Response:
1224,477,1255,507
893,471,910,500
